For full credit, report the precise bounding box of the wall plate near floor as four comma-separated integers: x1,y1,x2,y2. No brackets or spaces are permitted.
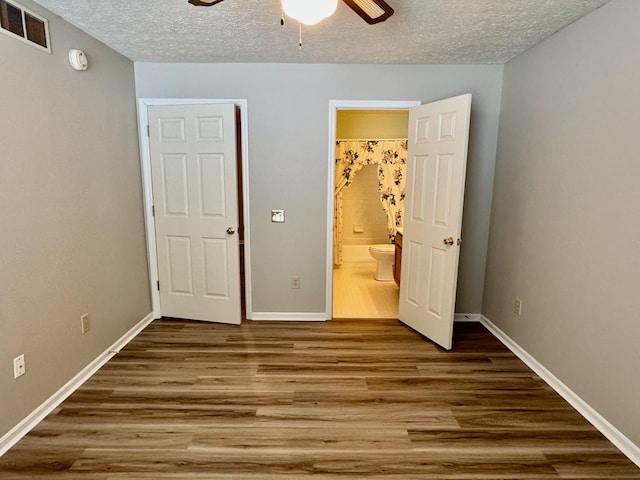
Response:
81,313,91,334
13,354,26,379
514,297,522,316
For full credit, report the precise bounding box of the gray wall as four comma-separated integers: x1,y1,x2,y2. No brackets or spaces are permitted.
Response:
484,0,640,445
135,63,503,315
0,1,150,439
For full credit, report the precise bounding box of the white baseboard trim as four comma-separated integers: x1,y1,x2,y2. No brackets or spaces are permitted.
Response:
250,312,327,321
250,313,480,322
0,312,155,457
455,313,481,322
480,315,640,468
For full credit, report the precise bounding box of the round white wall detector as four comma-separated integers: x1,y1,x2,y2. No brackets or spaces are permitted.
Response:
68,49,88,71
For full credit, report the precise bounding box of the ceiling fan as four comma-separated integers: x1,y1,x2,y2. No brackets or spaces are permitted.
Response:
187,0,394,25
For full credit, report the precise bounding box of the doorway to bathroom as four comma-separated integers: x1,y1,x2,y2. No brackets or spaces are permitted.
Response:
331,106,412,318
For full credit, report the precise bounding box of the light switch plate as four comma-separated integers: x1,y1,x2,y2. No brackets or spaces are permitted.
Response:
271,210,285,223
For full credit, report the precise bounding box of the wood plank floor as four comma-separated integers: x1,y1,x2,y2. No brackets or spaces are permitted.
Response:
1,319,639,479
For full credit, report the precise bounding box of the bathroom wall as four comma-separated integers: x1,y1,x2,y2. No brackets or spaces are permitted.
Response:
341,164,388,247
336,110,409,139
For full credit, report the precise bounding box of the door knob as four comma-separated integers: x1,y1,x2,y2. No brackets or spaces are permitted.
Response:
226,227,235,235
443,237,454,246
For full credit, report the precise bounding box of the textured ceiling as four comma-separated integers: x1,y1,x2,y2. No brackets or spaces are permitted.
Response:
32,0,611,64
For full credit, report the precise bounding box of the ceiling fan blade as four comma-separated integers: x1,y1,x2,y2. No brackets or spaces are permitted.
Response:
188,0,224,6
342,0,394,24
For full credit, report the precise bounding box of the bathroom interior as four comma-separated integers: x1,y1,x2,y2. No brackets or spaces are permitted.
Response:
332,109,409,319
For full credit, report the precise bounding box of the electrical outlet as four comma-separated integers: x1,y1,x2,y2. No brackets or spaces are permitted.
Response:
13,354,26,379
291,276,301,289
514,298,522,316
81,313,91,334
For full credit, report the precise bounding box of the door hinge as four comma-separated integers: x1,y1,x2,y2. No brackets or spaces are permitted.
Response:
152,205,155,217
157,281,160,291
147,124,150,137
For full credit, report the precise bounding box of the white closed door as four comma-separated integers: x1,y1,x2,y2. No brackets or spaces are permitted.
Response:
399,94,472,350
148,104,241,324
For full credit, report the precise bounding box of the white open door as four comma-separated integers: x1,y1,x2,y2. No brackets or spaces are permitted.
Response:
148,104,241,324
399,94,472,349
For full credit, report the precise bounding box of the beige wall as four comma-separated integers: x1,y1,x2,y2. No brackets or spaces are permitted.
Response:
336,110,409,139
0,1,150,439
135,63,503,315
484,0,640,445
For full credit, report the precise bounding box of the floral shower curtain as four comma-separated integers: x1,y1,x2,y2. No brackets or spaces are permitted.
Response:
334,139,408,266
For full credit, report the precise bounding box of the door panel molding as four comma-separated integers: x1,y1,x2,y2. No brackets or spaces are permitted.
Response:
149,103,239,323
137,98,252,319
399,94,472,349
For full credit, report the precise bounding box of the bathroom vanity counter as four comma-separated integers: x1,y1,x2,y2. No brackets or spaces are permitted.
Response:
394,230,402,286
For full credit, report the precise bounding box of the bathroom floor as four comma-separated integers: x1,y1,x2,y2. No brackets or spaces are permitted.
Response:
332,266,399,318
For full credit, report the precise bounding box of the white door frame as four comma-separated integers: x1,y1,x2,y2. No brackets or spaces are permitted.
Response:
325,100,421,319
137,98,252,320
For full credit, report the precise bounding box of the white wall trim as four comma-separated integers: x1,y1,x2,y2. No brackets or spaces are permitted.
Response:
251,313,478,323
251,312,327,321
0,313,155,457
136,98,252,320
326,100,422,320
480,315,640,468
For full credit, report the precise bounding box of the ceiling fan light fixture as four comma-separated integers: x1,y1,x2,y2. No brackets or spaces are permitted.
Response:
281,0,338,26
342,0,394,24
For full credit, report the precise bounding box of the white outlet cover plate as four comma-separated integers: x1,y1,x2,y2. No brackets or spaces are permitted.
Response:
14,355,25,378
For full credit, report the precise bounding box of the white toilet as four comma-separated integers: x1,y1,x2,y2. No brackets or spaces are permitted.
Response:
369,244,395,281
